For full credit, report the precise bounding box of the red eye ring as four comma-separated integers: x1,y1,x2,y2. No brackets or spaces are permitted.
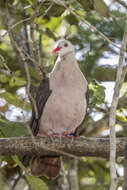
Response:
64,43,68,47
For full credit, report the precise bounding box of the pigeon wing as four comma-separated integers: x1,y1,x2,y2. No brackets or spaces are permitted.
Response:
30,76,52,136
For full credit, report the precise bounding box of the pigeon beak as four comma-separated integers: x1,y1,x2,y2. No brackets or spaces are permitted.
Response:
52,46,61,53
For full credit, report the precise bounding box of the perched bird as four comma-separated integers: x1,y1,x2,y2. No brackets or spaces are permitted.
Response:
30,39,89,178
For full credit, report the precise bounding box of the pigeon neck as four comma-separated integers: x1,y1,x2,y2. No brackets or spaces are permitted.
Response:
56,50,75,64
60,50,74,58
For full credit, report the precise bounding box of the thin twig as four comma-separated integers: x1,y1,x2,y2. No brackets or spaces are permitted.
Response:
53,0,127,53
109,22,127,190
69,158,79,190
111,14,127,21
30,1,47,67
10,36,39,120
0,56,27,85
123,143,127,189
2,4,39,143
8,16,39,117
0,1,44,40
11,172,22,190
30,0,52,78
22,55,39,119
21,97,36,144
35,1,54,24
30,2,42,65
120,65,127,87
0,55,15,77
115,0,127,9
2,2,39,152
23,10,31,56
0,17,31,40
1,0,126,54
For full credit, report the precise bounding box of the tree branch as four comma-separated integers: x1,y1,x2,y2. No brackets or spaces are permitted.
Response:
69,158,79,190
109,22,127,190
115,0,127,9
0,136,127,158
53,0,127,53
123,143,127,190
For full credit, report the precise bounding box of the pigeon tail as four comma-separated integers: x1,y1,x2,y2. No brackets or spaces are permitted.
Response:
30,156,61,178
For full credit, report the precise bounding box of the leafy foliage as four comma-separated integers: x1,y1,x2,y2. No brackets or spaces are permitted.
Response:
13,156,48,190
0,0,127,189
0,117,28,137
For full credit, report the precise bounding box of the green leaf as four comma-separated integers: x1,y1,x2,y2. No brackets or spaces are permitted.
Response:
2,156,16,166
0,74,9,83
116,113,127,122
9,77,26,87
78,0,94,11
120,82,127,96
0,0,14,8
13,156,48,190
94,0,109,17
39,1,65,17
42,16,62,31
65,14,78,25
0,92,31,111
29,65,40,81
46,4,65,17
89,81,105,105
0,117,28,137
26,0,38,6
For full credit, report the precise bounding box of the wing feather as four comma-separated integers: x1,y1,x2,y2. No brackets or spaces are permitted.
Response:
30,77,52,136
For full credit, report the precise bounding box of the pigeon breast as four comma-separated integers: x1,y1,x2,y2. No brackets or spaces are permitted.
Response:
39,52,88,135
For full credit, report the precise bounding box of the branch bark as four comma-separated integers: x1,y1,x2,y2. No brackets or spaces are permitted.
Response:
0,137,127,158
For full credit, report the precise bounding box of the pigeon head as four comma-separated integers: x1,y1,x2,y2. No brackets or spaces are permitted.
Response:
52,39,74,56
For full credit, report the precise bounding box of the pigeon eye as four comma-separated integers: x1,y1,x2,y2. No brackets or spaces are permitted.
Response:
64,43,68,47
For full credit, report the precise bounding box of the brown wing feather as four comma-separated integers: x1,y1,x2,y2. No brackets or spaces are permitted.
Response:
30,156,61,178
30,76,52,136
30,77,61,179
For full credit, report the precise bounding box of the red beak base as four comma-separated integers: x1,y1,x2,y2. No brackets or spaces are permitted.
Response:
52,46,61,53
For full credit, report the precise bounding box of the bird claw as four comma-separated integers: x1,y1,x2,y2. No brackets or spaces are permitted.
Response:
62,131,74,143
37,133,63,144
37,132,78,143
